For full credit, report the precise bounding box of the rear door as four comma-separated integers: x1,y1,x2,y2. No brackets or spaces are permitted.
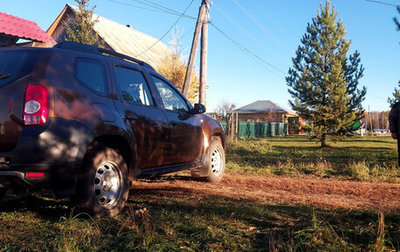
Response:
0,49,39,152
150,75,202,165
111,64,169,169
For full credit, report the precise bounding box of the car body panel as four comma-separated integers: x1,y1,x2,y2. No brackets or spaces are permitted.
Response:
0,43,225,198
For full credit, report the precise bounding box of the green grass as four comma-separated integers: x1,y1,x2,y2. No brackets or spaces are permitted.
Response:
1,189,400,251
226,136,400,181
1,136,400,251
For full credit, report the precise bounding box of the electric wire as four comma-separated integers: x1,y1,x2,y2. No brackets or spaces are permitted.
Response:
213,2,288,65
134,0,196,57
209,22,285,76
365,0,397,7
128,0,196,19
252,0,297,43
108,0,285,76
107,0,169,13
107,0,196,19
232,0,291,51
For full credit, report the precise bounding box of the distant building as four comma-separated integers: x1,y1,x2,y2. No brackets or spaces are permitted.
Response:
0,11,55,47
34,4,173,70
233,100,305,135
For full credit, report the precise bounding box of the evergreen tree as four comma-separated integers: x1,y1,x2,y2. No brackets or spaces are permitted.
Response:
390,5,400,108
286,1,366,147
63,0,101,46
388,81,400,107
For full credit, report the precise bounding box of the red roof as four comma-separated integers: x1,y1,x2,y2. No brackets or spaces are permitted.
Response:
0,11,56,44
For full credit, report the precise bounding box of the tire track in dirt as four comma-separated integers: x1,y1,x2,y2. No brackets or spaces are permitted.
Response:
133,174,400,212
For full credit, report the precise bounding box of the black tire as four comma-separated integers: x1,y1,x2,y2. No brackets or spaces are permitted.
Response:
73,147,129,217
0,188,6,201
195,138,225,183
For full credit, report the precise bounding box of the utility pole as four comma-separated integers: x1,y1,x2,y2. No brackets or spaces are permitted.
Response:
368,105,373,132
182,0,209,103
199,0,209,105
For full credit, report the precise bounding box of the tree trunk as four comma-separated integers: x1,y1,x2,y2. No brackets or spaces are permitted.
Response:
321,133,327,147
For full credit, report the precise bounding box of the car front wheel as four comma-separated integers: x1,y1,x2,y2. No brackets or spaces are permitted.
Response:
199,138,225,183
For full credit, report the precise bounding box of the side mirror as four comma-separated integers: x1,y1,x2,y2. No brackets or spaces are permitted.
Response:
190,103,206,114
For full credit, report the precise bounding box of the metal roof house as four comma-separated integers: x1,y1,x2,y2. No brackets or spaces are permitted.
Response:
0,11,55,47
233,100,305,134
233,100,297,123
36,4,173,70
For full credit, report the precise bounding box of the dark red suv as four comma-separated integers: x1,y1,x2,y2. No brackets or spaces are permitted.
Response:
0,42,225,216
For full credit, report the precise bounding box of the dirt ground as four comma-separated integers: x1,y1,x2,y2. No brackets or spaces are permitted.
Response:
134,174,400,212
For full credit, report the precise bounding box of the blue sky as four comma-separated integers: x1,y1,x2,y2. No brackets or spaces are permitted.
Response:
1,0,399,112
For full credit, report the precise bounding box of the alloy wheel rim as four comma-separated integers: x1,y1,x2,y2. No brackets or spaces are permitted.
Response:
94,160,122,209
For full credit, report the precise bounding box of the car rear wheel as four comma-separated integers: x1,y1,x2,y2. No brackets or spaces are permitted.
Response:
0,188,6,201
73,147,129,217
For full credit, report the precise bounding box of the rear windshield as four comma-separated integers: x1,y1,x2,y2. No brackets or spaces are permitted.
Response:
0,50,37,87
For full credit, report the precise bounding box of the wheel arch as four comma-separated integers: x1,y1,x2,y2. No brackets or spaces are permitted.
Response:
84,134,137,181
212,132,225,149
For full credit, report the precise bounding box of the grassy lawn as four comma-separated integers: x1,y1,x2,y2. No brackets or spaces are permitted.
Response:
1,189,400,251
227,135,400,181
1,136,400,251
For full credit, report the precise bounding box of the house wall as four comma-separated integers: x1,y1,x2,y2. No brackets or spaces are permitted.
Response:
237,112,288,123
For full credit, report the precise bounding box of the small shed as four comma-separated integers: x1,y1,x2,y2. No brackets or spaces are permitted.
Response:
0,11,55,47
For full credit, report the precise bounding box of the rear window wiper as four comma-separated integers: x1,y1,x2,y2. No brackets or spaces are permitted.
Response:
0,73,10,80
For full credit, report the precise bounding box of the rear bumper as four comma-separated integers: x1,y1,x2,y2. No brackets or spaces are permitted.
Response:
0,163,79,197
1,118,90,166
0,171,32,188
0,118,92,197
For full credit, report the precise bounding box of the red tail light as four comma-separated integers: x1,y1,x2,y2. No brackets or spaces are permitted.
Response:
24,85,49,126
26,172,45,178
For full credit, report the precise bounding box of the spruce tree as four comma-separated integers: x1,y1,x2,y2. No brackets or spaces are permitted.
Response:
390,5,400,108
388,81,400,107
286,1,366,147
63,0,101,46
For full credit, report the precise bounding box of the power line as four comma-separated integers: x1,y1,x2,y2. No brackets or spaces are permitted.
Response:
209,22,285,76
107,0,196,19
135,0,196,57
365,0,397,7
213,2,287,65
232,0,291,51
107,0,167,13
129,0,196,19
108,0,285,76
252,0,297,43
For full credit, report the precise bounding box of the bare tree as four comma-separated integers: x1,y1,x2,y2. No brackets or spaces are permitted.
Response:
215,100,236,120
157,27,199,103
366,111,389,131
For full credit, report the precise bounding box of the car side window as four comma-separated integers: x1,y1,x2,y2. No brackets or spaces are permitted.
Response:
75,58,106,94
114,66,154,106
151,76,188,112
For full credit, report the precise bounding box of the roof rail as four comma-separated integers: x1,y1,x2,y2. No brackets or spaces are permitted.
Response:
54,41,155,71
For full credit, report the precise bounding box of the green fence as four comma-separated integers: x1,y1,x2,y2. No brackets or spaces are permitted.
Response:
219,121,288,138
240,122,287,138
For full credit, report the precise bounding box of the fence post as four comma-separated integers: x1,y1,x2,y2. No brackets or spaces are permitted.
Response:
236,113,239,141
